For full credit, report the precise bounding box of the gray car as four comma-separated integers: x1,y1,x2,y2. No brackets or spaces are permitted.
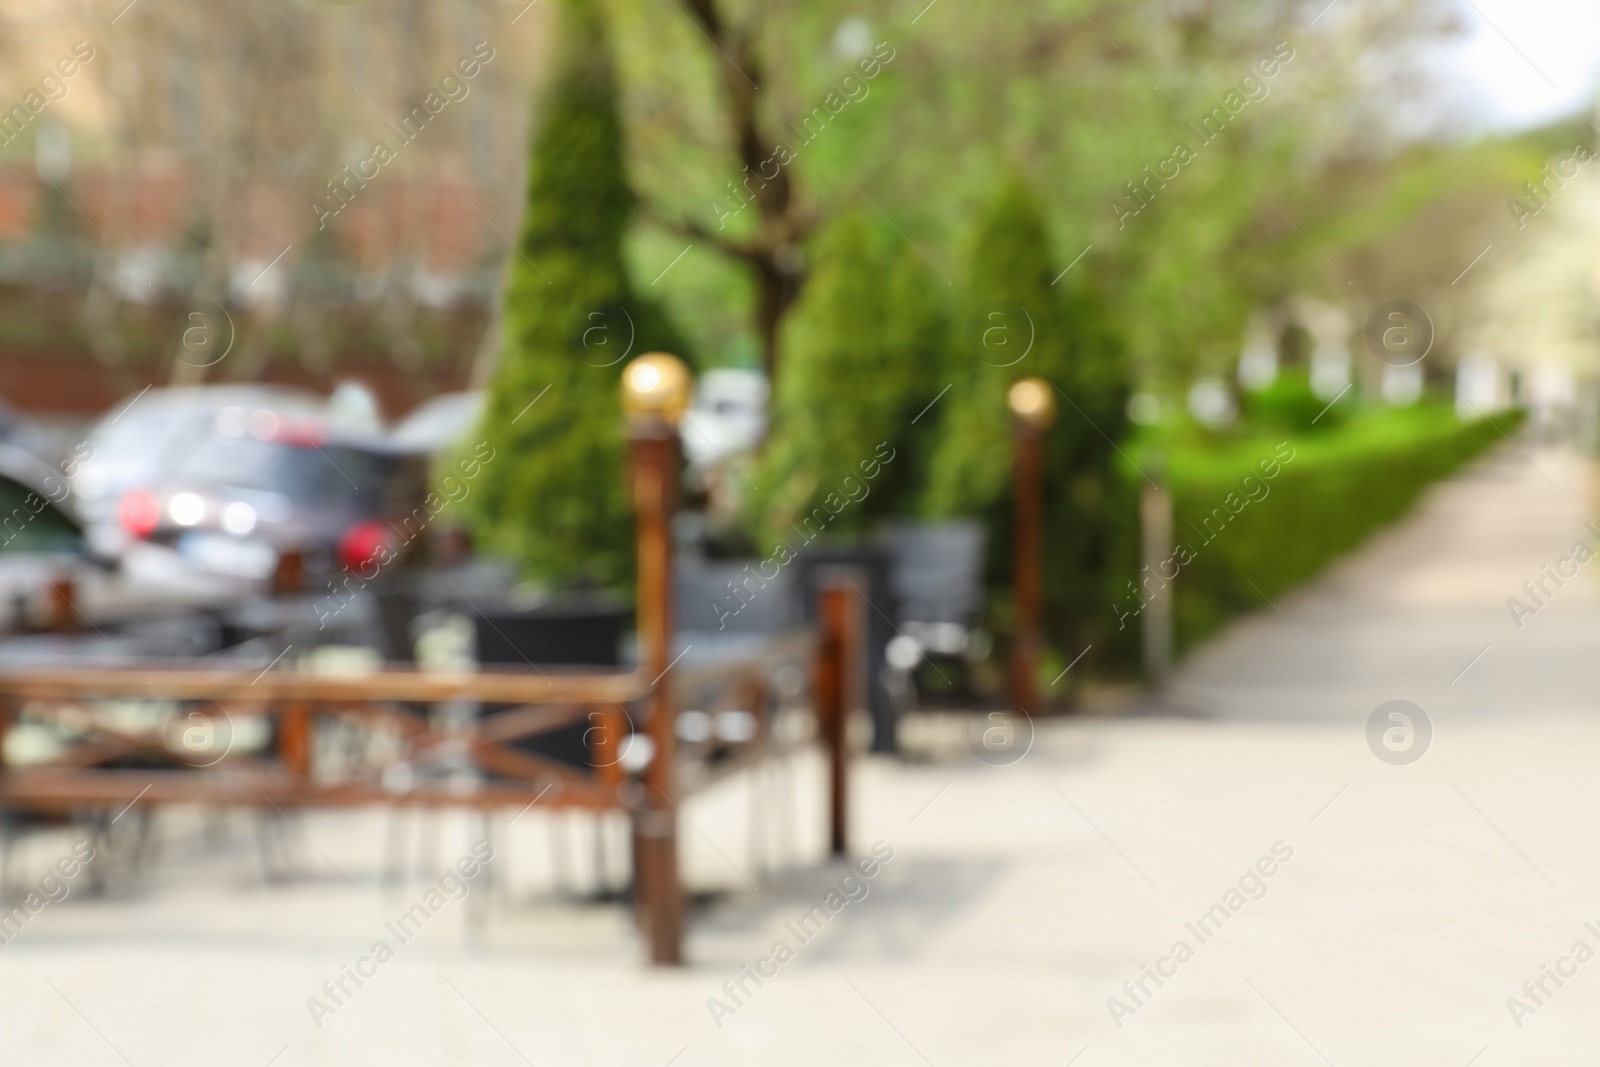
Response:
122,413,428,603
70,385,326,561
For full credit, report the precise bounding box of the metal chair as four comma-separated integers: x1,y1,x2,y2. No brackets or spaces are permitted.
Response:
883,520,989,712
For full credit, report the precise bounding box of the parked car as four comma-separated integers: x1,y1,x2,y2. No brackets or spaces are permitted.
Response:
389,391,484,454
116,409,429,605
70,385,326,560
0,391,429,658
681,370,767,469
0,441,221,646
0,440,96,631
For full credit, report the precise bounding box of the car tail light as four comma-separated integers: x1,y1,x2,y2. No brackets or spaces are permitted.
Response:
118,489,161,538
338,520,396,571
269,420,329,448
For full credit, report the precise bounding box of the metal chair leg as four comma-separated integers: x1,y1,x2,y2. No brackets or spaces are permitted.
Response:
0,818,13,903
549,811,571,897
774,753,796,870
418,810,441,880
746,764,767,882
468,810,492,936
382,806,409,887
592,813,608,897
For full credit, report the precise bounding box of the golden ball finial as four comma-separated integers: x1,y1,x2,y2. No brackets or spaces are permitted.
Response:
1007,377,1056,430
621,353,692,426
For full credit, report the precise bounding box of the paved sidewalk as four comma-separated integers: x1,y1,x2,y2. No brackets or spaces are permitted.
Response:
1173,443,1600,722
2,444,1598,1066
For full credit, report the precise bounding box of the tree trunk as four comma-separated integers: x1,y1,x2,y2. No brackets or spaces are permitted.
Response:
682,0,812,380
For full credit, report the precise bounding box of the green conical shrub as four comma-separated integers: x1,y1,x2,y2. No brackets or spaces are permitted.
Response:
925,173,1131,678
467,0,686,586
1048,256,1133,662
754,212,945,549
924,173,1066,519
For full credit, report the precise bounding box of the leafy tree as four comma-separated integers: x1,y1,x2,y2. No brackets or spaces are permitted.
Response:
611,0,1460,396
1049,252,1133,662
754,212,944,547
466,0,686,587
926,173,1131,677
882,239,957,516
925,173,1067,518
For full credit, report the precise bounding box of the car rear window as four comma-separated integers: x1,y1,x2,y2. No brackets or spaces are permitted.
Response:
171,438,396,510
87,409,214,487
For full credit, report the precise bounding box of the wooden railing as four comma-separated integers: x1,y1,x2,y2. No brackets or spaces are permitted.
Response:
0,665,645,812
0,354,860,966
0,583,857,965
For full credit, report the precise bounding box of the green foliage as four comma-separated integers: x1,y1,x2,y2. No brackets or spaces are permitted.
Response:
926,173,1132,656
1048,252,1135,654
1240,372,1348,433
925,173,1060,517
607,0,1509,401
1126,405,1523,652
754,212,944,547
529,0,1532,673
466,0,686,587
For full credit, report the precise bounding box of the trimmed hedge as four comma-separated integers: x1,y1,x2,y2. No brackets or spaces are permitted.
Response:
755,212,941,548
1124,405,1524,653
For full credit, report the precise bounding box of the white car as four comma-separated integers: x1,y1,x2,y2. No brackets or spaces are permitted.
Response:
681,369,768,469
389,391,485,454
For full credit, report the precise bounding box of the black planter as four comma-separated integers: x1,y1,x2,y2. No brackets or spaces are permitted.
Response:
472,603,630,668
472,602,630,768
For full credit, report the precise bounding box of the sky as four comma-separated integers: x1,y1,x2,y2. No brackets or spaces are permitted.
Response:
1434,0,1600,130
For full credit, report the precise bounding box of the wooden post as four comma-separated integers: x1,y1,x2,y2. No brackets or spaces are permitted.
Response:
1010,422,1045,717
816,581,856,857
1140,480,1173,688
628,419,683,965
590,703,626,787
279,701,312,779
